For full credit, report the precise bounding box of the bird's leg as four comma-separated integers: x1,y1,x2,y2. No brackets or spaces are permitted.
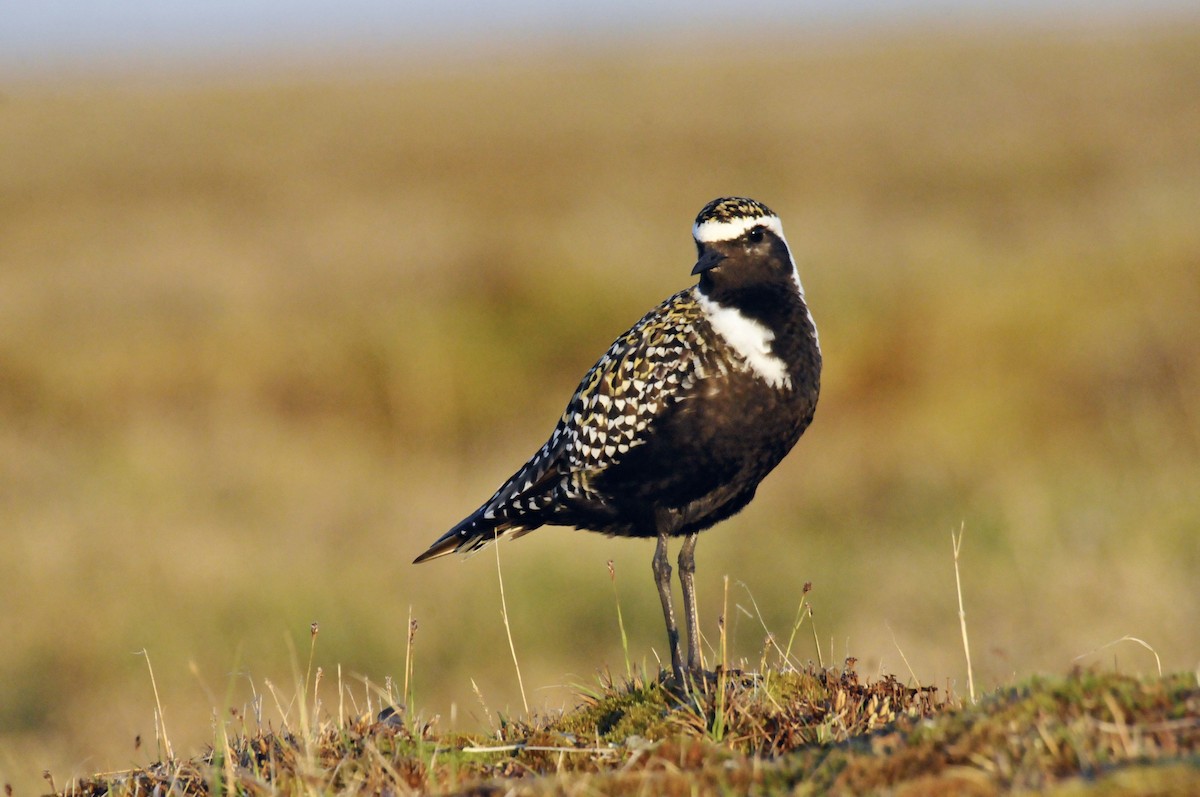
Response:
677,533,701,674
652,530,684,682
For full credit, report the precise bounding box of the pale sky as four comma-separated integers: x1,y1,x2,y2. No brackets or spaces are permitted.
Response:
3,0,1194,74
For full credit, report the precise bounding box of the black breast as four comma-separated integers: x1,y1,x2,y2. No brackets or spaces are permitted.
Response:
581,287,821,538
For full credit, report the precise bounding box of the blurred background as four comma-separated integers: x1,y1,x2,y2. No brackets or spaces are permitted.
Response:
2,0,1199,790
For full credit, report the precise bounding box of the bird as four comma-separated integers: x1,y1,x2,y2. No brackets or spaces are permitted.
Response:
414,197,822,684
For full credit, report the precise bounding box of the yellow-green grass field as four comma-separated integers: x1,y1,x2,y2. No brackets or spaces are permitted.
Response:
2,18,1198,792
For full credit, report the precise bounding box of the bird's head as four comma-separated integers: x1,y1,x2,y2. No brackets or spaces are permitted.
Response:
690,197,799,299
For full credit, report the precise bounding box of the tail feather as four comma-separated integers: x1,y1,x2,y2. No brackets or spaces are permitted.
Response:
412,511,533,564
414,434,567,564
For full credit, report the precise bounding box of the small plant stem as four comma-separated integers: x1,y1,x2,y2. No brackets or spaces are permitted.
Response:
712,575,730,741
809,605,824,668
782,582,814,666
470,678,495,730
305,622,321,727
720,575,729,675
404,606,418,709
608,560,632,679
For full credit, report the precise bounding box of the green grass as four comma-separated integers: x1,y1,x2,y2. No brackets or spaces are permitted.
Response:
62,666,1200,795
1,16,1199,795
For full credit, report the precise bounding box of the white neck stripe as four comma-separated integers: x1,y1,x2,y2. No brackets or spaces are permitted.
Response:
692,214,784,244
695,291,792,389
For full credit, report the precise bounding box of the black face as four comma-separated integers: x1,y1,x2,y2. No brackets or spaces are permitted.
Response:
693,225,794,299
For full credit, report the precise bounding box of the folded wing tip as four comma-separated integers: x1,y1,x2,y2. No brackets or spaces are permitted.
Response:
412,536,460,564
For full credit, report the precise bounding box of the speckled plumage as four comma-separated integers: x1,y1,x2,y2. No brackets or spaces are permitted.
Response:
414,197,822,682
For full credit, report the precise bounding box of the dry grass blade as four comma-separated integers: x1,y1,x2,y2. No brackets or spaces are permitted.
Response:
884,621,920,687
493,539,530,714
952,523,976,704
1074,635,1164,677
135,649,173,762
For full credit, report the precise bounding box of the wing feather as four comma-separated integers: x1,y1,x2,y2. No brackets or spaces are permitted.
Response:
414,288,709,561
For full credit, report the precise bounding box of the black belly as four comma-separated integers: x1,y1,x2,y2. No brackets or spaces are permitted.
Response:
579,374,813,537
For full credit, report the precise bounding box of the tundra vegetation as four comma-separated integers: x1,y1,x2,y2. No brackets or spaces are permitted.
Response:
1,17,1198,795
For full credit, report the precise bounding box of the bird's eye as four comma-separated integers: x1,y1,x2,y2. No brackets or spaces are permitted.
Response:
746,226,765,244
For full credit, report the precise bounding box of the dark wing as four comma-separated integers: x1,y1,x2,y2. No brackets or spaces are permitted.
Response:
413,289,708,562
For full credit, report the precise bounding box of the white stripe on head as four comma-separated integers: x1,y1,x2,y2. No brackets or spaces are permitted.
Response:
692,213,784,244
692,212,821,355
694,211,804,292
